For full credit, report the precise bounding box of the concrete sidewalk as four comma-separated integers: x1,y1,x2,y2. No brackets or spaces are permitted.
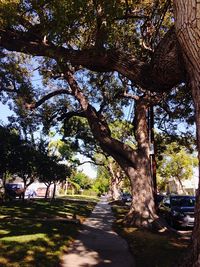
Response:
61,196,135,267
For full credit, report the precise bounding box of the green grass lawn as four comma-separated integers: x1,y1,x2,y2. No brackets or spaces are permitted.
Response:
0,197,97,267
112,204,190,267
60,194,99,202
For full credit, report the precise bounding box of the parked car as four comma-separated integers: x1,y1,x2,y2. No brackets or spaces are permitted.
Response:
5,183,24,198
158,195,195,228
155,194,165,205
121,192,132,203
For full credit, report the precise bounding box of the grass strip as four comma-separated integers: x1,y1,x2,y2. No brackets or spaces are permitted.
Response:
0,197,97,267
112,204,190,267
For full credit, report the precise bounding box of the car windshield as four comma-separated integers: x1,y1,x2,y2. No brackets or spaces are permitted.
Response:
171,197,195,207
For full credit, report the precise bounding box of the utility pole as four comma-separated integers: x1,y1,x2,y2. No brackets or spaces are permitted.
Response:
148,106,157,204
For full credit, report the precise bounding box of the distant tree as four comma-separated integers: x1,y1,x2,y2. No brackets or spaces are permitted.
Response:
157,142,198,193
94,154,126,200
62,116,133,200
52,163,70,199
36,153,54,198
0,126,18,184
0,125,40,199
48,136,75,163
66,177,81,195
0,125,22,199
71,171,93,191
92,168,110,196
37,150,70,199
14,143,39,199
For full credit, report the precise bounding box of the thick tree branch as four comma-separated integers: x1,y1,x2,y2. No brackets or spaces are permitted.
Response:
0,27,185,92
60,69,139,167
58,110,86,122
121,92,140,100
26,89,71,109
78,160,103,166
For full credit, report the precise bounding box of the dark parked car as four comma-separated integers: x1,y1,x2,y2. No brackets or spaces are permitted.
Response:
158,195,195,228
5,183,24,199
121,192,132,203
155,194,165,205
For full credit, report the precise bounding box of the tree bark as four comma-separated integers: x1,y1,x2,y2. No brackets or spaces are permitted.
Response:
173,1,200,266
125,97,157,227
107,162,121,201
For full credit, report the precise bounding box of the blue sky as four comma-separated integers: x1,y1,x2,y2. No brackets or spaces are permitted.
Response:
0,102,14,123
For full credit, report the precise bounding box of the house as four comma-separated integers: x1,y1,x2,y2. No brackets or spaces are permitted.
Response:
167,170,198,196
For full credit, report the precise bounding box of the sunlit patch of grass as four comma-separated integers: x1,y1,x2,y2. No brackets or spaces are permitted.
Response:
0,215,9,219
112,205,190,267
62,194,99,202
1,233,48,242
0,197,97,267
0,230,10,235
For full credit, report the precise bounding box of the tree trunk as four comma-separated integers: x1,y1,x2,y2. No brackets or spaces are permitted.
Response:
125,98,157,227
45,184,50,198
107,162,121,200
176,176,187,195
125,157,156,227
2,172,9,201
64,70,158,228
173,1,200,266
65,180,68,195
91,99,158,227
21,179,27,201
52,182,56,199
110,177,120,200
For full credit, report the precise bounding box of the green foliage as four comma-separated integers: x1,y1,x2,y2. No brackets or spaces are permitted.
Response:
37,154,70,187
92,168,110,195
62,116,103,165
0,51,34,101
110,119,135,143
157,142,198,190
14,143,38,184
48,138,74,162
0,125,71,194
0,125,28,177
155,85,195,136
69,171,93,191
0,0,173,55
0,0,20,28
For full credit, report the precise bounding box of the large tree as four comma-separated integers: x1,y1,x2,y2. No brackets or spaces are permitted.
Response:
0,1,192,228
173,1,200,266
